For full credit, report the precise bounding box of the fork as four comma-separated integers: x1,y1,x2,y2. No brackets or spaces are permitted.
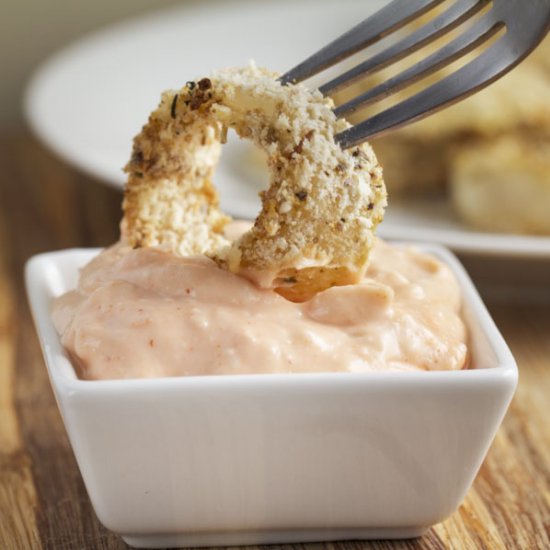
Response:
280,0,550,149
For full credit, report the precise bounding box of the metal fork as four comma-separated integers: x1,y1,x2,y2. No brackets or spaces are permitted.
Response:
280,0,550,149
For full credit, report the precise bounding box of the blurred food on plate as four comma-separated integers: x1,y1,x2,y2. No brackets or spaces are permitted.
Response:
450,136,550,234
334,28,550,235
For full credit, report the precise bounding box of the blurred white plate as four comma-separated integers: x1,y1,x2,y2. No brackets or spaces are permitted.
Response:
25,0,550,258
381,198,550,258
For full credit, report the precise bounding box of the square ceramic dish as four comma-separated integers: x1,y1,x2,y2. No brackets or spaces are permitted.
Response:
25,244,517,548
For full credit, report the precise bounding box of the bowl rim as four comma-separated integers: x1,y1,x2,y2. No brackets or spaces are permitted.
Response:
25,242,518,395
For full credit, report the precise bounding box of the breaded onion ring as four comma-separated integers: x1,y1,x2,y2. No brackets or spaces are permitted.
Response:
123,64,386,301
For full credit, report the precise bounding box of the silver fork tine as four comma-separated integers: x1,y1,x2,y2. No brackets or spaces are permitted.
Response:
335,37,534,148
319,0,488,96
280,0,444,86
334,12,501,118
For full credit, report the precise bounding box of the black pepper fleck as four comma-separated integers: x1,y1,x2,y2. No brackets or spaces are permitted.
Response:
335,163,346,173
131,149,144,164
266,127,277,143
198,77,212,90
170,94,178,118
295,190,308,201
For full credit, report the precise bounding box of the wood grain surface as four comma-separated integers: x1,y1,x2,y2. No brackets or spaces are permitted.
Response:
0,132,549,550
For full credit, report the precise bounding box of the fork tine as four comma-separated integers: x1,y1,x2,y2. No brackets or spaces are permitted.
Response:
280,0,444,86
334,13,501,118
319,0,488,96
335,36,522,149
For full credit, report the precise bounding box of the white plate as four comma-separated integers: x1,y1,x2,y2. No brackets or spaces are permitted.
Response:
380,198,550,258
24,0,377,206
24,0,550,259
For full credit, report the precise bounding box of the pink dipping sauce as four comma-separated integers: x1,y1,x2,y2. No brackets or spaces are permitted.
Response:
52,238,468,380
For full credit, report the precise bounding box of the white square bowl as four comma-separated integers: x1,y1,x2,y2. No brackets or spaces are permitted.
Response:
25,244,517,548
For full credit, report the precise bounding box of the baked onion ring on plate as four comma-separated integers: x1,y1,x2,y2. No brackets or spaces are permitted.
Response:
123,64,386,302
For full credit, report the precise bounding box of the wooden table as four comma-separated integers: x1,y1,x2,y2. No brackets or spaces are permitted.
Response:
1,132,549,549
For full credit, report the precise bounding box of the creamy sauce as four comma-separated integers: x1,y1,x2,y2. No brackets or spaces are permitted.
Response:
52,237,468,380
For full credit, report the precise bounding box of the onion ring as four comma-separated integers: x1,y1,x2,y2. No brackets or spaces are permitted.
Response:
123,64,386,301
